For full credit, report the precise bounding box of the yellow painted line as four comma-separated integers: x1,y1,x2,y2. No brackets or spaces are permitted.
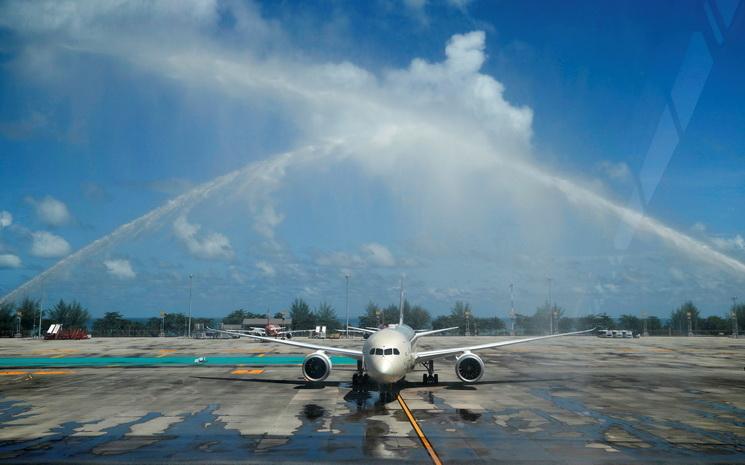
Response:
0,370,75,376
32,370,74,375
397,393,443,465
231,369,264,375
157,349,177,358
257,353,265,358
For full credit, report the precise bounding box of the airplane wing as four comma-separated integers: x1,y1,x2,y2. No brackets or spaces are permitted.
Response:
415,328,596,362
411,326,458,342
347,326,377,334
208,327,364,359
279,329,315,336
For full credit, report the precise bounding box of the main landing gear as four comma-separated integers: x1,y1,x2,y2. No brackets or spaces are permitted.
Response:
421,360,439,385
352,360,369,392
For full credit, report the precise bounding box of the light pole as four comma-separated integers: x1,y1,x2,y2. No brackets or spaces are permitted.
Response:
465,309,471,336
38,279,45,338
345,274,350,339
553,308,559,335
686,311,693,337
14,311,21,338
160,311,166,337
547,277,553,335
732,297,738,339
641,310,648,337
187,274,193,338
509,283,516,336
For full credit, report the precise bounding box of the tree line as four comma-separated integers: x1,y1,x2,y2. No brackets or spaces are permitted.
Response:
0,298,90,337
2,295,743,337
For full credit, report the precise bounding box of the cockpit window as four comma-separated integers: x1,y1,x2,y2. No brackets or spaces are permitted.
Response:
384,348,393,355
369,349,375,355
393,348,400,355
375,348,383,355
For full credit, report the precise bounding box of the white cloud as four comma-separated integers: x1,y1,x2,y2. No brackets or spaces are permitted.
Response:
0,211,12,228
315,251,364,268
598,161,631,181
0,254,21,268
711,234,745,251
256,260,276,277
173,215,233,260
103,259,136,279
2,1,745,311
316,243,396,269
691,222,707,233
27,195,72,226
361,243,396,267
30,231,71,258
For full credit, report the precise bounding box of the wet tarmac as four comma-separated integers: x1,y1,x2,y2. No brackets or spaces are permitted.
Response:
0,336,743,464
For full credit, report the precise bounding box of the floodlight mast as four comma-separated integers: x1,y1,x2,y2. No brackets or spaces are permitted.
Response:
187,274,193,338
345,274,350,338
509,283,516,336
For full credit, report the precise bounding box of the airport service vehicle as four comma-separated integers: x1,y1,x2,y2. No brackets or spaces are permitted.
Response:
211,287,594,400
597,330,612,338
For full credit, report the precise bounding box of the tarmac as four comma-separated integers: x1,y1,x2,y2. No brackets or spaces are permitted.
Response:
0,335,743,464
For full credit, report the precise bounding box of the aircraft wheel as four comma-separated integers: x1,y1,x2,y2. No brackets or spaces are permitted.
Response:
352,373,359,390
422,373,428,385
433,374,439,384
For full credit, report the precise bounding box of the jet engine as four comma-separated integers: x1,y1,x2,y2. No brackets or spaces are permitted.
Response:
302,351,332,382
454,352,484,383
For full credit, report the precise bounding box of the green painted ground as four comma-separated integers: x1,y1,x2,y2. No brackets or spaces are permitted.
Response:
0,355,357,368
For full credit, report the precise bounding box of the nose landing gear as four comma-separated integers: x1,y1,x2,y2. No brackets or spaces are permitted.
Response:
352,360,369,392
421,360,439,385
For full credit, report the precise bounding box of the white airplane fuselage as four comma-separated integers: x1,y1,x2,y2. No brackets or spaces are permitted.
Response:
362,324,417,384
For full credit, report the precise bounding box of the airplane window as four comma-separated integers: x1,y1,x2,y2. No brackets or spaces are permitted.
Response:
384,348,393,355
369,349,375,355
375,348,383,355
393,348,400,355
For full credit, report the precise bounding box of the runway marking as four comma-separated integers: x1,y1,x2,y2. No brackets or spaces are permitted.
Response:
397,393,443,465
157,349,177,357
31,370,74,375
231,369,264,375
0,370,75,376
257,353,265,357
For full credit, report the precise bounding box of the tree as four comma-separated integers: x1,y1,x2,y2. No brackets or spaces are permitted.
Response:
47,299,90,330
314,302,340,332
433,301,477,336
381,304,399,325
404,302,432,329
290,298,315,330
669,301,699,334
17,298,41,334
223,309,248,325
358,301,381,328
618,314,641,333
473,316,505,335
700,315,729,333
0,301,15,335
646,316,662,332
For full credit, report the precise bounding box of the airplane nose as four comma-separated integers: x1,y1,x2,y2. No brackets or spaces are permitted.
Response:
368,357,400,383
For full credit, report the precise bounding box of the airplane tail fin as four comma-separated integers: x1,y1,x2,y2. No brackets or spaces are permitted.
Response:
398,277,405,326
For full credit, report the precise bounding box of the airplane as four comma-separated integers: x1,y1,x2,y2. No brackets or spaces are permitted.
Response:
224,324,314,340
209,285,594,402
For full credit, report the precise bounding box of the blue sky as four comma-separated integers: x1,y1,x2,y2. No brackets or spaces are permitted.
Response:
0,0,743,321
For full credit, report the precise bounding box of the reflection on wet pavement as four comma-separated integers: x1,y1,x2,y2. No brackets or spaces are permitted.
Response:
0,336,744,463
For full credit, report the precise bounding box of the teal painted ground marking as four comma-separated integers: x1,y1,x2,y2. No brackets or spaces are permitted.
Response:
0,355,357,368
